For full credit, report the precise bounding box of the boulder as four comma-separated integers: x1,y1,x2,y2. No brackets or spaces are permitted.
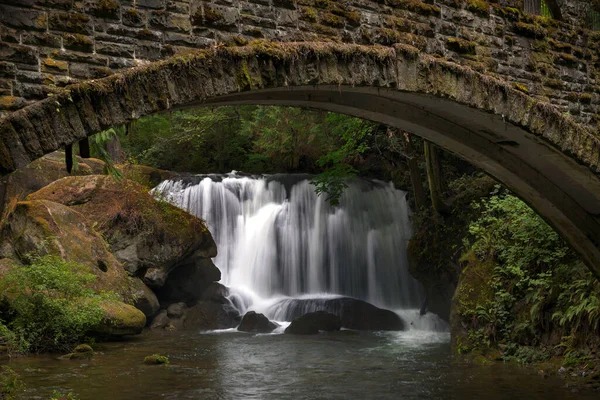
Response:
27,175,217,287
284,311,342,335
0,152,105,207
61,344,95,360
167,302,187,318
130,277,160,318
270,297,405,331
95,301,146,337
155,258,221,304
150,310,170,330
238,311,278,333
201,282,230,303
183,301,240,330
0,200,138,303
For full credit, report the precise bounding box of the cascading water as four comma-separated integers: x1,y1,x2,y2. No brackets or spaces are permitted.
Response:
154,173,432,326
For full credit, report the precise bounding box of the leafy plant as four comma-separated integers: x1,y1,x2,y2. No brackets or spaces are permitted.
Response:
0,366,25,400
456,191,600,362
0,255,119,353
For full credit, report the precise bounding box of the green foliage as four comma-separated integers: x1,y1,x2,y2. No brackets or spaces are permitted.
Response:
90,127,124,179
456,190,600,363
0,255,119,353
310,113,375,205
119,105,378,204
0,366,24,400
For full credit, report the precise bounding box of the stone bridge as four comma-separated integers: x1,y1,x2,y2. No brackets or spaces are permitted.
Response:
0,0,600,277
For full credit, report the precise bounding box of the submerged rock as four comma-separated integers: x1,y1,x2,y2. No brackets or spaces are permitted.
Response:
284,311,342,335
238,311,278,333
270,297,405,331
61,344,95,360
143,354,169,365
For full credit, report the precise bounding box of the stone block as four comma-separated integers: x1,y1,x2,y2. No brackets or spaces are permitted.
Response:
0,5,48,31
123,8,147,27
41,57,69,74
95,41,135,57
0,43,39,66
48,11,93,35
137,0,167,10
22,32,63,49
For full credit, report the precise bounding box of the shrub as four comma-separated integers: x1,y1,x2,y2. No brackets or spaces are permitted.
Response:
457,190,600,361
0,255,119,353
0,366,25,400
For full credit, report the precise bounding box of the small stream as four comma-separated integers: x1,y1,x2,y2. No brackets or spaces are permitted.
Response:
6,328,595,399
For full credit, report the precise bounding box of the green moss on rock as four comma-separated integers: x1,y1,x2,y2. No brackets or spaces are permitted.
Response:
144,354,169,365
446,37,476,55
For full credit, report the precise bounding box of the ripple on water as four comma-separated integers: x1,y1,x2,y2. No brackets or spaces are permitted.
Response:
5,329,599,400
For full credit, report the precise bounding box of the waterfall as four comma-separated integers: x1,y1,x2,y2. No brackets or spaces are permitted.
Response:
154,173,424,310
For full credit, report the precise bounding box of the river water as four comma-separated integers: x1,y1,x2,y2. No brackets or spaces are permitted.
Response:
7,328,596,399
4,174,595,398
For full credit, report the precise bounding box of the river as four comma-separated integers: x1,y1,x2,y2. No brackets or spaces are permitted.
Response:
7,327,595,399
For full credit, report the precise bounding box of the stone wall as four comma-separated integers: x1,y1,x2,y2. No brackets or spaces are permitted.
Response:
0,0,599,128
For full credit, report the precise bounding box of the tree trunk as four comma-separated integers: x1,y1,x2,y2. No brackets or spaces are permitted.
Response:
65,144,73,173
79,137,90,158
106,135,123,163
403,132,427,211
424,141,448,214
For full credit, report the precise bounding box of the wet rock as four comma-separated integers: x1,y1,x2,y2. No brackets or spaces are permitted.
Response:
167,302,187,318
184,301,240,330
155,258,221,304
150,310,170,330
143,354,169,365
271,297,405,331
284,311,342,335
61,344,94,360
238,311,278,333
201,282,230,304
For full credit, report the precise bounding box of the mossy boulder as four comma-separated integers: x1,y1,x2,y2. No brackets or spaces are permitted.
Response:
0,200,137,302
143,354,169,365
61,343,95,360
0,151,105,212
27,175,217,289
95,301,146,337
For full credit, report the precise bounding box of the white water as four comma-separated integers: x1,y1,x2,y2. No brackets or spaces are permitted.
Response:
154,173,436,328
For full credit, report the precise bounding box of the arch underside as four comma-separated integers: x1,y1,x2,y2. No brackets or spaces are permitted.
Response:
0,43,598,277
199,86,600,278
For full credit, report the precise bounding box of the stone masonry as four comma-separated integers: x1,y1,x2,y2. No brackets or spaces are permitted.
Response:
0,0,599,129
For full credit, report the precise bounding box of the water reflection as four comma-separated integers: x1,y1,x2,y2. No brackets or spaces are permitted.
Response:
6,329,595,400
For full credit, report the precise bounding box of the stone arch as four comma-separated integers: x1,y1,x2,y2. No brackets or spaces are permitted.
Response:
0,42,599,277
